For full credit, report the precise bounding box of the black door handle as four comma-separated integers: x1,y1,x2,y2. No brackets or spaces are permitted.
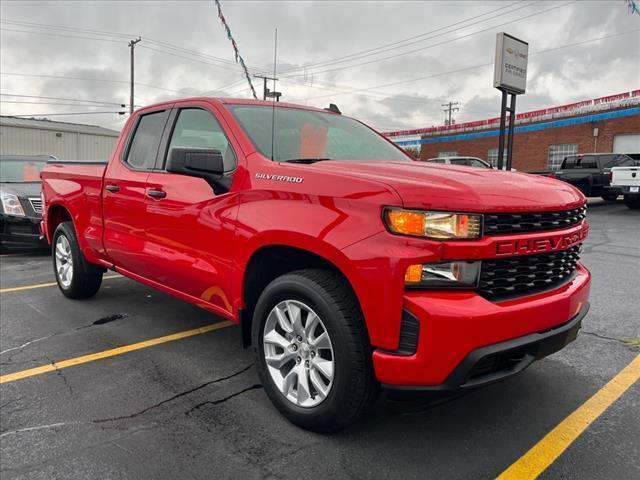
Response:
105,184,120,193
147,189,167,199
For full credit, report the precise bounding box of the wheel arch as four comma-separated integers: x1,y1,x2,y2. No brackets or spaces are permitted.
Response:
46,203,73,242
239,244,363,348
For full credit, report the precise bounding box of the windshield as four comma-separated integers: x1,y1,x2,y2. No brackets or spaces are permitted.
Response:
0,160,47,182
228,105,411,162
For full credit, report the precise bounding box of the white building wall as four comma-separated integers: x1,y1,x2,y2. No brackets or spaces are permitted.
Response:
0,125,117,160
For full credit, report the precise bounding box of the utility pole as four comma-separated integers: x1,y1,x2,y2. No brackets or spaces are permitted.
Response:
128,37,141,114
254,75,281,101
442,101,459,126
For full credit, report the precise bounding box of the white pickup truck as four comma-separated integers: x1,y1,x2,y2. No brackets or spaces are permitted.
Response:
611,165,640,209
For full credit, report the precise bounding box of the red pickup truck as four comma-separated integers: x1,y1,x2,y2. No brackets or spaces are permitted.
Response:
41,98,591,431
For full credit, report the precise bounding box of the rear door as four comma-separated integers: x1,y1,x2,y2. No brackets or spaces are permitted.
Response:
102,107,171,273
142,103,240,317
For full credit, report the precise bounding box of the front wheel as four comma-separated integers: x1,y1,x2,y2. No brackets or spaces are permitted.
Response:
623,195,640,209
53,222,103,299
252,269,379,432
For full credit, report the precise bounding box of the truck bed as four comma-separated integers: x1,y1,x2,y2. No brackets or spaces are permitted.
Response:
611,166,640,188
40,160,108,256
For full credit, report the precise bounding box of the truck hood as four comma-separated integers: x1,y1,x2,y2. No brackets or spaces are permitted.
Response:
315,161,584,212
0,182,41,199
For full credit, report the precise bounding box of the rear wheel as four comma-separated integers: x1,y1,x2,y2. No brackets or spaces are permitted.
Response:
53,222,103,299
252,269,379,432
623,195,640,209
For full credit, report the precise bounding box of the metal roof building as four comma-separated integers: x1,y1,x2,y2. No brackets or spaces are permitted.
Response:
0,116,120,161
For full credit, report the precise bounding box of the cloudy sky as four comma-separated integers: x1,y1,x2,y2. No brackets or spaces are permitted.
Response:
1,0,638,132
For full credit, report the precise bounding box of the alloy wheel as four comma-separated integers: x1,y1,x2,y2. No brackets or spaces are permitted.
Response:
263,300,334,407
55,234,74,288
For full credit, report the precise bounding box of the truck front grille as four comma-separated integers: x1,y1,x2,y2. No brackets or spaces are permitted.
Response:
483,206,586,235
28,197,43,214
479,245,581,300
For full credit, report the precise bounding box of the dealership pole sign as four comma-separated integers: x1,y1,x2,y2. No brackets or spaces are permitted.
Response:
494,33,529,94
493,32,528,171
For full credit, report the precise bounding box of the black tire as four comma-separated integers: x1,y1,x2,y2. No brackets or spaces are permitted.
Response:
623,195,640,209
252,268,379,432
601,193,619,201
52,221,103,299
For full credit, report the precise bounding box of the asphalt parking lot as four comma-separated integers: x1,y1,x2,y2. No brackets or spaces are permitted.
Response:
0,200,638,480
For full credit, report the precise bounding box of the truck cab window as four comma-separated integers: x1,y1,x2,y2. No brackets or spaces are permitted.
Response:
126,110,169,170
168,108,236,172
579,156,598,168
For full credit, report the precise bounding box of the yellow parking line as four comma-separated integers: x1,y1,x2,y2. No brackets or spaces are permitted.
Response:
0,275,121,294
497,354,640,480
0,321,234,384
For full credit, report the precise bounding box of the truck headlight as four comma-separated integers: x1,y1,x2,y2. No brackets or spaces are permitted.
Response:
384,208,482,239
0,192,25,216
405,261,481,288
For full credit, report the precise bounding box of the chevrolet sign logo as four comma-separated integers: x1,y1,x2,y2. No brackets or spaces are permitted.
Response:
495,225,588,256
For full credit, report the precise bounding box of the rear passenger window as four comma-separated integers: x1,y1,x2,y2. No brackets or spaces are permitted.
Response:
126,110,169,170
579,156,598,168
167,108,236,172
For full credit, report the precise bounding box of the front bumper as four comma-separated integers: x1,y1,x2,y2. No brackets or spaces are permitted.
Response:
0,213,48,249
374,264,591,389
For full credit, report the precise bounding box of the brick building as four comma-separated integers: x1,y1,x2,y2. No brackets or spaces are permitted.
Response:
386,91,640,172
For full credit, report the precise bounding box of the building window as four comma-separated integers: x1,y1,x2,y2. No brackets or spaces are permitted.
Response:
438,151,457,158
548,144,578,171
487,148,507,167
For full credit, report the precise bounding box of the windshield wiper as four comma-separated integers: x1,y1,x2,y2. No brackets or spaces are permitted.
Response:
280,158,332,164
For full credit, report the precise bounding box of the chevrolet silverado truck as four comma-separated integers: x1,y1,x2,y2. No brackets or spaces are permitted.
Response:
40,98,591,432
611,165,640,209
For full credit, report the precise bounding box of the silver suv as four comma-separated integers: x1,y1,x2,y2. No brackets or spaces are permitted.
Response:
425,156,492,169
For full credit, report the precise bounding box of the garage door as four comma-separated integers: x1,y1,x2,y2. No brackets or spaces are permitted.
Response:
613,134,640,154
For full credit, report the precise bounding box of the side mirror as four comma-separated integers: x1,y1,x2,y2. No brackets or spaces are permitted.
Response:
166,147,225,179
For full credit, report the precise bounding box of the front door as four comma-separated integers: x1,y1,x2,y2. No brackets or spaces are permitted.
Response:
102,108,171,274
143,105,240,317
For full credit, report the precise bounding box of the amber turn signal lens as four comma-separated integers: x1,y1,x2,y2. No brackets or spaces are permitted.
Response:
386,210,426,236
405,264,423,283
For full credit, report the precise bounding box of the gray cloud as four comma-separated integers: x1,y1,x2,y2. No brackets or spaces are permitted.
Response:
1,0,638,132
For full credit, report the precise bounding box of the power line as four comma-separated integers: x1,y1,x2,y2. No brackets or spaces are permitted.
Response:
279,0,529,75
138,44,270,75
0,93,127,106
285,29,638,103
0,101,126,107
282,1,575,78
0,18,272,73
0,72,183,93
11,111,126,117
0,27,124,44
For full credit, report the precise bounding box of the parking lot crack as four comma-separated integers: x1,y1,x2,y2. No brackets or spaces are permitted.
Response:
93,363,255,423
185,383,263,415
45,355,74,396
0,421,86,438
0,334,55,356
581,330,628,345
0,313,130,361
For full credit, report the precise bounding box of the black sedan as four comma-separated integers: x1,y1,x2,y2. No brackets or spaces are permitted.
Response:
0,155,52,252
